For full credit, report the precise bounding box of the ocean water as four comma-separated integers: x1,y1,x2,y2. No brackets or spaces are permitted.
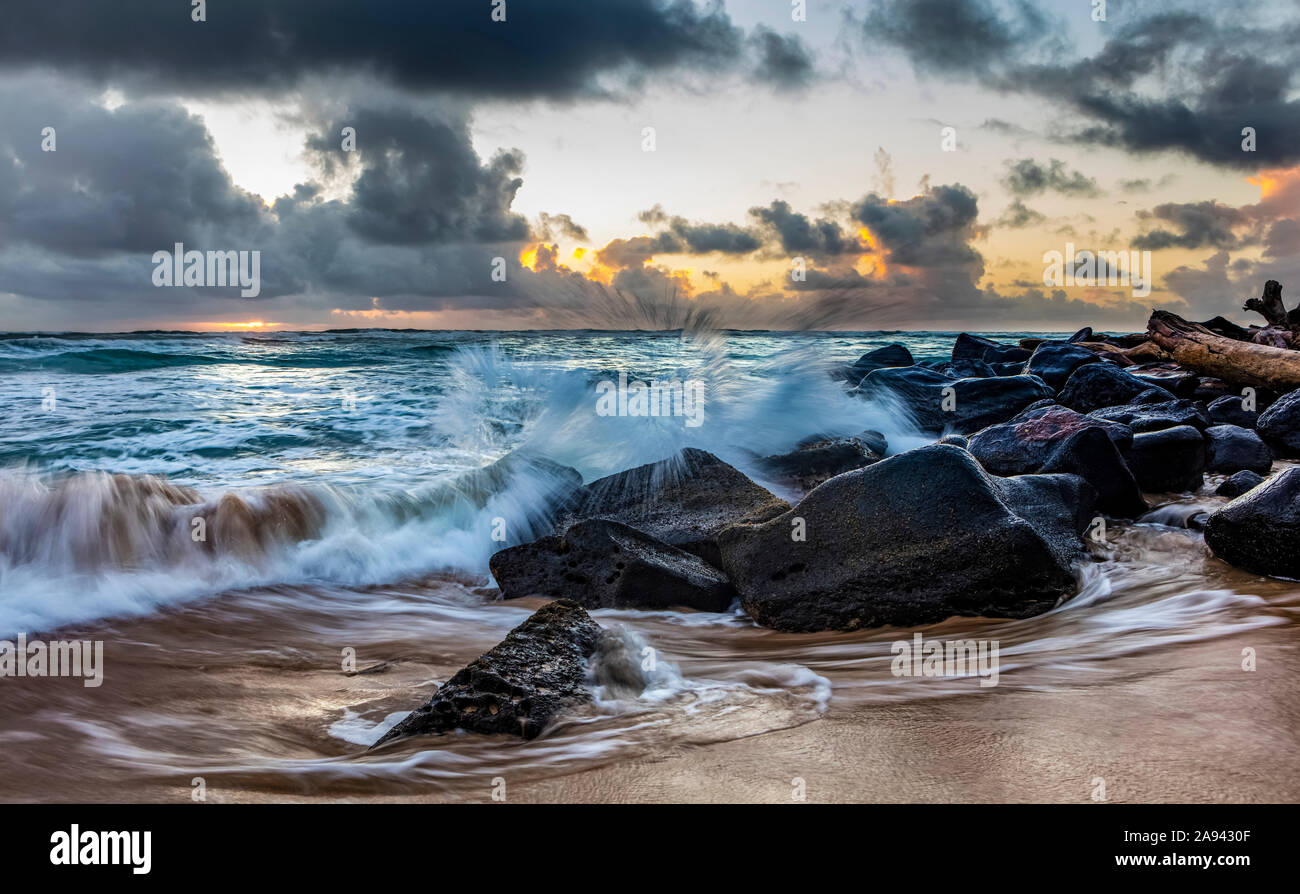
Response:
1,328,1293,802
0,328,1025,633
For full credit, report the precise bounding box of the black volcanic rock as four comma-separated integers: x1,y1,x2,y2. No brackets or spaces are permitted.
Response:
1204,468,1300,579
967,404,1133,476
1022,342,1099,390
952,333,1032,364
1057,363,1173,413
373,600,601,746
490,519,734,612
847,343,915,382
856,367,1053,435
1208,394,1259,429
1040,426,1147,518
1125,425,1206,492
717,445,1092,632
1257,388,1300,456
1090,398,1211,433
1204,425,1273,475
1216,470,1266,498
564,447,789,567
758,436,882,492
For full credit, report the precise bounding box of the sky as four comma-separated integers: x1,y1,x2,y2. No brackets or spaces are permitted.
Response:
0,0,1298,332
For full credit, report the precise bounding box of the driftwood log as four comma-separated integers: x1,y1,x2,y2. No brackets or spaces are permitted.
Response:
1243,280,1300,347
1148,310,1300,391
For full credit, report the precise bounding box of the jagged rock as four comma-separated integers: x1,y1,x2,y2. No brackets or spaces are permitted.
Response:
717,445,1092,632
373,600,601,746
1124,425,1206,492
490,519,734,612
563,447,789,567
1204,468,1300,578
967,404,1133,476
1204,425,1273,475
1057,363,1173,413
1216,470,1266,498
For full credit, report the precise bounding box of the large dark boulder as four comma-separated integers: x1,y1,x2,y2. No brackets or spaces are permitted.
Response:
1124,425,1206,492
490,519,734,612
717,445,1093,632
1208,394,1259,429
1257,389,1300,456
1040,427,1147,518
564,447,789,567
1204,425,1273,475
1057,363,1173,413
952,333,1032,364
373,600,602,746
1023,342,1099,390
857,367,1053,435
1216,470,1266,498
1090,398,1211,433
847,343,915,382
967,404,1133,476
758,436,882,492
1204,468,1300,578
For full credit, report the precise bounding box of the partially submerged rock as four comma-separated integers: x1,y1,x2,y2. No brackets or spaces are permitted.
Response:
490,518,735,612
373,600,602,746
1215,470,1266,498
718,445,1092,632
1204,468,1300,579
1204,425,1273,475
952,333,1032,364
846,343,915,382
757,436,881,492
564,447,789,567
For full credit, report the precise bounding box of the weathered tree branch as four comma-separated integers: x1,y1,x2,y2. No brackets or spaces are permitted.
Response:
1147,309,1300,391
1242,280,1300,347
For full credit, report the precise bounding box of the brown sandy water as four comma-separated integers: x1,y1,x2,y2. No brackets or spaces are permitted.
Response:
2,480,1298,804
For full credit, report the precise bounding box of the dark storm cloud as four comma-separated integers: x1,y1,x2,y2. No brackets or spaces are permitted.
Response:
749,200,850,255
868,0,1300,169
1000,159,1102,198
305,106,529,246
0,0,746,99
749,26,814,89
851,184,981,268
662,217,762,254
0,82,268,259
1133,200,1252,251
862,0,1050,75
